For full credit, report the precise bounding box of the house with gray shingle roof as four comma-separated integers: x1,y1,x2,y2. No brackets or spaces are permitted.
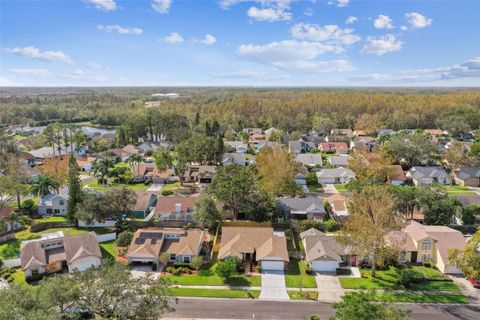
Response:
276,197,326,221
453,167,480,187
295,153,323,167
406,166,451,186
327,155,351,168
316,168,355,184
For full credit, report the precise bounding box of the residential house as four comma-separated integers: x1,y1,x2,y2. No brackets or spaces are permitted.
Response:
133,191,159,219
0,206,20,232
29,144,86,163
350,140,379,152
155,196,198,222
21,231,102,278
386,165,407,186
377,129,396,137
132,163,178,184
288,140,306,154
327,155,351,168
110,148,131,162
224,141,248,154
453,167,480,187
387,221,465,274
330,129,353,137
353,129,367,136
295,154,323,167
319,142,349,155
295,166,309,186
76,155,98,173
243,128,263,135
126,228,204,268
276,197,327,221
122,144,145,156
183,165,216,184
38,192,68,216
300,228,355,272
325,135,351,143
316,168,355,184
18,151,36,167
218,227,289,271
222,153,247,166
327,193,349,219
406,166,451,186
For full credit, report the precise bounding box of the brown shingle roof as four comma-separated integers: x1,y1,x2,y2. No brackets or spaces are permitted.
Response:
155,196,198,213
300,228,348,262
386,165,407,181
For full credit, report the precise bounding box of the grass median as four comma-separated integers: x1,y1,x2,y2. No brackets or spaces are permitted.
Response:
170,288,260,299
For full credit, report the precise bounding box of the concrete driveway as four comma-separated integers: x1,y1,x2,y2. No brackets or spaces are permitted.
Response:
322,184,338,194
315,273,345,303
259,270,290,301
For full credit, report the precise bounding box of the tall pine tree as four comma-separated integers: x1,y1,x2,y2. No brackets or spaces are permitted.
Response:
67,154,82,222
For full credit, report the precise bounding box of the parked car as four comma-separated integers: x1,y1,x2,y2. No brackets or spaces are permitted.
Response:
468,277,480,289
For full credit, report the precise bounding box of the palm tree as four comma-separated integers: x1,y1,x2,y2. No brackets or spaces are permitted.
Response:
31,174,60,198
128,153,144,171
93,158,115,186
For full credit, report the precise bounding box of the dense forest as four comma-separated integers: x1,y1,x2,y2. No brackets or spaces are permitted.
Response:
1,87,479,134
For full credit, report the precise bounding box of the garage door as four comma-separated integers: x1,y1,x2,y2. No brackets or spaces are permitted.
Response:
261,260,284,271
311,261,339,272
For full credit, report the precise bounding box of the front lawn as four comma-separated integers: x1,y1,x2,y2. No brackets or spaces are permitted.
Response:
288,291,318,300
339,266,459,291
444,185,476,195
83,180,148,191
163,274,261,287
32,216,68,223
334,184,350,193
170,288,260,299
100,240,117,260
285,259,317,288
369,292,468,304
307,183,324,193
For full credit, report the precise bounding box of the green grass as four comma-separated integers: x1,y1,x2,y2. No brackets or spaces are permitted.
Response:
32,216,68,223
339,266,459,291
100,240,117,260
334,184,350,193
170,288,260,299
370,292,468,304
307,183,324,193
83,180,148,191
285,259,317,288
11,269,28,286
444,185,475,195
288,291,318,300
163,274,261,287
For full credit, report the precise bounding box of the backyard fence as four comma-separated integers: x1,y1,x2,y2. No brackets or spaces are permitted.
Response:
96,233,117,243
1,258,21,269
30,222,75,233
78,220,116,228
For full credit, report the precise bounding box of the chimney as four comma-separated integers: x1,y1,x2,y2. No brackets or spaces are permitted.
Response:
175,203,182,213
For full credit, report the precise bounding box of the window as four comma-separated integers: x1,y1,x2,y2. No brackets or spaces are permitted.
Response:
422,240,431,251
31,269,38,275
59,200,65,206
54,209,60,214
421,253,431,262
46,208,53,214
399,252,406,263
169,254,176,262
183,256,191,263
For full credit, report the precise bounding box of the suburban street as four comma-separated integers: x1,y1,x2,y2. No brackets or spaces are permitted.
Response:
165,298,480,320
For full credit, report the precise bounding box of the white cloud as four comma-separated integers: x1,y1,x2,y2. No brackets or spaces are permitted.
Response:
97,25,143,35
361,34,402,55
152,0,171,14
85,0,117,12
346,16,358,24
9,68,51,77
237,40,353,73
374,15,394,29
400,25,408,31
350,57,480,84
291,23,361,46
71,69,85,76
405,12,432,29
247,6,291,22
304,8,313,16
218,0,243,9
164,32,184,43
4,46,73,64
199,34,216,45
336,0,349,7
0,76,17,86
87,62,102,70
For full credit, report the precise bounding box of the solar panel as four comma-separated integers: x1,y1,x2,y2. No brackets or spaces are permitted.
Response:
135,238,145,245
151,238,157,245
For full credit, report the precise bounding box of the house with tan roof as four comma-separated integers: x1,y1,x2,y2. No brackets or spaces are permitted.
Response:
126,228,205,268
453,167,480,187
218,227,289,271
133,191,158,219
132,163,178,184
387,221,466,274
183,165,216,184
300,228,355,272
21,231,102,278
327,193,349,219
76,155,99,172
386,165,407,186
154,195,198,223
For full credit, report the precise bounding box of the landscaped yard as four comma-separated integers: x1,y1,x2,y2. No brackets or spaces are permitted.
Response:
164,274,261,286
334,184,350,193
170,288,260,299
285,259,317,288
0,226,116,260
83,180,149,191
288,290,318,300
339,266,459,291
32,216,68,223
307,183,324,193
100,240,117,260
444,185,476,195
368,292,468,304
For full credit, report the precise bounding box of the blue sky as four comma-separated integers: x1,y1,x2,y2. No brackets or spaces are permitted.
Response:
0,0,479,86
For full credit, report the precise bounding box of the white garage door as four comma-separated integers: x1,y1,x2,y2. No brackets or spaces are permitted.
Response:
261,260,284,271
311,261,339,272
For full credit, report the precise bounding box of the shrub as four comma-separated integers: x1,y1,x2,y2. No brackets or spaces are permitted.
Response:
173,262,193,269
181,267,190,274
336,268,352,276
216,257,239,279
305,263,313,275
306,172,318,185
198,269,212,276
3,273,11,280
399,269,425,288
323,220,337,233
310,315,320,320
423,261,432,268
161,190,174,196
190,256,204,270
256,265,262,273
116,231,134,247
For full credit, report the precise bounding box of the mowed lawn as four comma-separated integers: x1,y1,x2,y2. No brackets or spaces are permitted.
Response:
339,266,459,291
100,240,117,260
444,185,476,195
285,259,317,288
334,184,350,193
83,180,148,191
170,288,260,299
288,291,318,300
363,292,468,304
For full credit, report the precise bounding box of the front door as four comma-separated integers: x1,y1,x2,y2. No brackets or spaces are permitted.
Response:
411,251,418,263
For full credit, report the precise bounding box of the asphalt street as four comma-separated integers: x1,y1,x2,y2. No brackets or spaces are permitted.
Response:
165,298,480,320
